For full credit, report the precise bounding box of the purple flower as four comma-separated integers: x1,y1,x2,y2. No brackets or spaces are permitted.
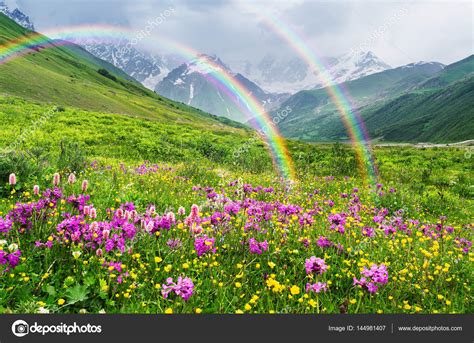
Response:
0,217,12,234
354,264,388,294
362,227,375,237
316,236,333,248
162,276,194,301
194,235,216,257
306,282,328,293
305,256,327,275
248,238,268,254
167,238,182,250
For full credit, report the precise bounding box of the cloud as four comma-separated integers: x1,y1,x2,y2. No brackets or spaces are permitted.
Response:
13,0,474,67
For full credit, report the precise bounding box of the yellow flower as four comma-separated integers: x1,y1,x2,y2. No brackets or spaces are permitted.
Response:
437,294,444,300
350,299,357,305
165,308,173,314
445,300,451,306
154,257,162,263
164,264,172,272
308,299,317,307
244,304,252,311
290,285,300,295
235,282,242,288
235,309,244,314
57,299,66,305
268,261,276,269
195,308,202,314
182,263,189,269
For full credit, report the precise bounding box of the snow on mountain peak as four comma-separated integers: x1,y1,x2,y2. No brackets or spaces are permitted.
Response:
0,1,35,30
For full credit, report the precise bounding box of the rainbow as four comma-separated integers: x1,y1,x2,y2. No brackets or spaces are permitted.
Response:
0,25,296,180
237,2,379,184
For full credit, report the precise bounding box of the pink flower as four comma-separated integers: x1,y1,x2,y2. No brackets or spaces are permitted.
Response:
305,256,327,275
33,185,40,196
81,180,88,192
353,264,388,294
248,238,268,254
161,276,194,301
68,173,76,184
194,235,216,257
178,206,185,216
190,204,199,217
8,173,16,186
306,282,328,293
53,173,61,186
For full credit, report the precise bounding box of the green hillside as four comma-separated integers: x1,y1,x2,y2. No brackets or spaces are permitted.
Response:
419,55,474,89
274,62,444,141
274,56,473,143
0,14,244,129
361,76,474,142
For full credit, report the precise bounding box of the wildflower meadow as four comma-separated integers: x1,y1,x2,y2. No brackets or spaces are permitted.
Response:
0,150,472,314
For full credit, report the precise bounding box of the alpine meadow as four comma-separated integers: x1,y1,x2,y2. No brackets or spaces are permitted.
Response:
0,0,472,318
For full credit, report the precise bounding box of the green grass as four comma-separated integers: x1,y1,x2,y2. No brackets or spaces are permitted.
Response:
0,13,247,129
0,13,472,315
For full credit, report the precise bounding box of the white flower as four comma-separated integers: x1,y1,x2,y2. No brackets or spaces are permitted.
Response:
8,243,18,252
38,307,50,314
72,251,82,259
0,240,7,247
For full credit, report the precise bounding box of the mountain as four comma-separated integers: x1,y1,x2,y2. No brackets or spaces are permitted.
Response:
229,50,391,94
273,56,473,143
0,0,34,30
358,76,474,142
79,40,183,90
272,60,445,141
155,54,290,122
417,55,474,89
0,13,246,130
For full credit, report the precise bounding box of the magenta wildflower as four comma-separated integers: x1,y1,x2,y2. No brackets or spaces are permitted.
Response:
353,263,388,294
248,238,268,254
161,276,194,301
362,227,375,237
305,256,327,275
306,282,328,293
194,235,216,257
316,236,333,248
0,217,12,234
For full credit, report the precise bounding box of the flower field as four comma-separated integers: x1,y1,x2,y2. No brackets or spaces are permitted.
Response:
0,159,472,314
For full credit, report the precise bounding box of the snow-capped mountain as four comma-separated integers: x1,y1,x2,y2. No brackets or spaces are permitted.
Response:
229,51,391,94
0,0,35,30
327,51,392,85
155,54,290,122
79,40,183,90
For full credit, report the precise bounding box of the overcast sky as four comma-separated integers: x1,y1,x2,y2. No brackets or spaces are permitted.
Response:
6,0,474,67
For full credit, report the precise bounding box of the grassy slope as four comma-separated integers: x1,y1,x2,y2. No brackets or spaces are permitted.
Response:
275,63,443,141
0,14,245,129
275,57,473,143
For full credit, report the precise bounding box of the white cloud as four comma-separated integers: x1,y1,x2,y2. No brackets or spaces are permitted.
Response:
14,0,474,67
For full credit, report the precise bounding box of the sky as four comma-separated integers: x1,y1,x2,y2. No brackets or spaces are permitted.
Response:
5,0,474,67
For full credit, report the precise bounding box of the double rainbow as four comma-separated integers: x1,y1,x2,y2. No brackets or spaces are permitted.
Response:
237,2,379,184
0,25,296,180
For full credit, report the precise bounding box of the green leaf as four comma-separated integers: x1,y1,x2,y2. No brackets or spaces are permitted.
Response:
43,284,56,297
65,284,89,304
